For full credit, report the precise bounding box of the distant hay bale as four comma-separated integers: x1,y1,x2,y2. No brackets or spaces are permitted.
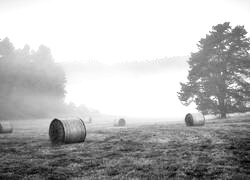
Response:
185,113,205,126
85,117,92,124
114,118,126,127
88,117,92,123
49,118,86,144
0,121,13,134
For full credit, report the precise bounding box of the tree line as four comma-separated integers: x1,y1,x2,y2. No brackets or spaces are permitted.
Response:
2,22,249,120
0,37,85,119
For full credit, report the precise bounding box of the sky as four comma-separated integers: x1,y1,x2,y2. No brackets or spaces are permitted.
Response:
0,0,250,118
1,0,250,63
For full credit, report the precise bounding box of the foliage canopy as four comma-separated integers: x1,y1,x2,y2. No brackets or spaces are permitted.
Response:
178,22,250,118
0,38,66,119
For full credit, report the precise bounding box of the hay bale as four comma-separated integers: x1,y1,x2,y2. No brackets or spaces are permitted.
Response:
185,113,205,126
0,121,13,133
114,118,126,127
49,118,86,144
84,117,92,124
88,117,92,123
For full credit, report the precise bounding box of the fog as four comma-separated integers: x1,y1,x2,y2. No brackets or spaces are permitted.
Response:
64,57,197,119
1,0,248,121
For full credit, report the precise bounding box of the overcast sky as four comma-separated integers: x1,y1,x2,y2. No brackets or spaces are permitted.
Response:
1,0,250,118
0,0,250,64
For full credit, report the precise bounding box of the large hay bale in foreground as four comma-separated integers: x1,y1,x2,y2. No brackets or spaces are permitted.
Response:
114,118,126,127
0,121,13,133
185,113,205,126
49,118,86,144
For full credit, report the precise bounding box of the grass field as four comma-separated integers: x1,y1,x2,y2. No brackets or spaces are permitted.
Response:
0,115,250,180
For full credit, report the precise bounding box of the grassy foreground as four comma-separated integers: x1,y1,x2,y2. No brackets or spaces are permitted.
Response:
0,116,250,180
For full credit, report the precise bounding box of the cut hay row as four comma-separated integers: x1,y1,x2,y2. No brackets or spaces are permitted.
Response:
1,112,205,145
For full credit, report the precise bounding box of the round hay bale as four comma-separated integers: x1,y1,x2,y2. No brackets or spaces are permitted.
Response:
0,121,13,133
114,118,126,127
185,113,205,126
88,117,92,123
49,118,86,144
84,117,92,124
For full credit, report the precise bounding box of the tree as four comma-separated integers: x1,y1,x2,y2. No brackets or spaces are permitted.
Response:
0,38,67,119
178,22,250,118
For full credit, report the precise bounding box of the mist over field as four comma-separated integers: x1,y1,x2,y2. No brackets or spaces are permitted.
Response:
1,0,249,121
62,56,197,119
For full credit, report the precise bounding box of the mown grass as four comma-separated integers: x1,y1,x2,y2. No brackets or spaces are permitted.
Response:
0,116,250,179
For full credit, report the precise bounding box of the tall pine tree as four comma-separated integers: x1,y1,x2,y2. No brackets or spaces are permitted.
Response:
178,22,250,118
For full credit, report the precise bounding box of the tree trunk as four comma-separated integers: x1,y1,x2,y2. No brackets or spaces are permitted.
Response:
220,112,226,119
218,95,227,119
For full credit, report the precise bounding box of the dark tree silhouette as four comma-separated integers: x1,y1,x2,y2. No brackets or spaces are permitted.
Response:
178,22,250,118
